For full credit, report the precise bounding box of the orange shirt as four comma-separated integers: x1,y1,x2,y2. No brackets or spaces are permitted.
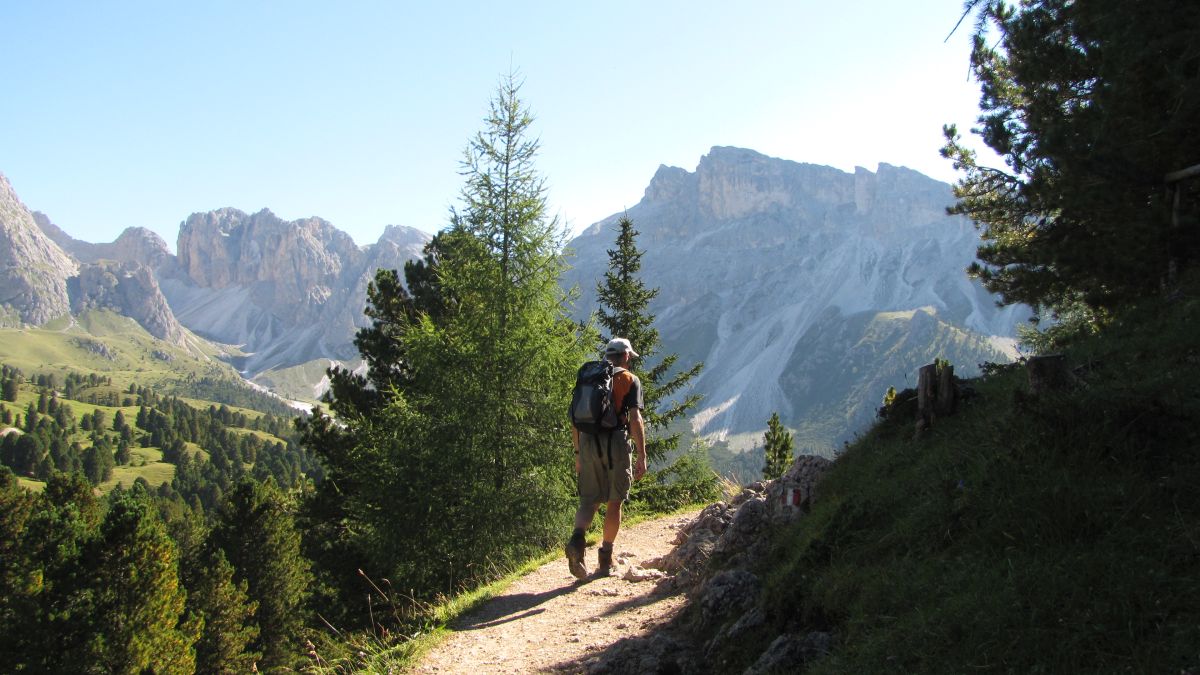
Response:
611,369,643,425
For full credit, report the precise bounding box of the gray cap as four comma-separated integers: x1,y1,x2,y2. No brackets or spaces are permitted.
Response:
604,337,639,358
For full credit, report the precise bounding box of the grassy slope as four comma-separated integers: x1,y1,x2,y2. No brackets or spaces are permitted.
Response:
0,309,240,392
0,308,296,491
702,287,1200,673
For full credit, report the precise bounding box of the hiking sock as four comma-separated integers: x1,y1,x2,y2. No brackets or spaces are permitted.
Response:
570,528,585,545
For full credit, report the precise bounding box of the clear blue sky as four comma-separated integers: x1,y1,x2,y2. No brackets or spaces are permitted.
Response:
2,1,992,250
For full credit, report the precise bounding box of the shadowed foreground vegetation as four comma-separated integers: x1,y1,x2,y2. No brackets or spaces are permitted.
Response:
694,275,1200,673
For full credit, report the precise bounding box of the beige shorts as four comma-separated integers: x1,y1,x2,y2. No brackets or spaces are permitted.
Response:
577,430,632,506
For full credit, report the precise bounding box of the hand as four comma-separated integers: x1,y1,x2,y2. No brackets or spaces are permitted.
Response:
634,454,647,481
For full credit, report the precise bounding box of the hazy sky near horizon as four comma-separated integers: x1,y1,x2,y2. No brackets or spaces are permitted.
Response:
2,1,992,250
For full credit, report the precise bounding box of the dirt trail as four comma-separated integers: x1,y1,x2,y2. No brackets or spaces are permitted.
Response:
412,509,699,674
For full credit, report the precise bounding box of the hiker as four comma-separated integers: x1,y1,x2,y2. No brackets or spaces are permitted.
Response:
565,337,647,579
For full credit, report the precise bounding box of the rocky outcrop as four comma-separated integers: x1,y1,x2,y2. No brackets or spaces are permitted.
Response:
596,454,835,674
33,212,173,269
176,208,361,310
69,261,186,344
654,455,831,590
564,147,1027,448
0,174,77,325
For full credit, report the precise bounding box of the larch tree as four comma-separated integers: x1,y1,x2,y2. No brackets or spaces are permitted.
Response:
395,70,589,588
299,73,589,608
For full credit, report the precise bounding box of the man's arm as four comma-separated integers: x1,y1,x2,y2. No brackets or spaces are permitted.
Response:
628,407,646,481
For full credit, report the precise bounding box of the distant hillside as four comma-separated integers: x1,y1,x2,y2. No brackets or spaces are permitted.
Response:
0,309,297,416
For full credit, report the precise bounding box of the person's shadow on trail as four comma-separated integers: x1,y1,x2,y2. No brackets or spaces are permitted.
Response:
454,580,589,631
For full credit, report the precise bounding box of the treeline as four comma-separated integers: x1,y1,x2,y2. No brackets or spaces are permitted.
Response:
173,376,300,418
0,364,317,503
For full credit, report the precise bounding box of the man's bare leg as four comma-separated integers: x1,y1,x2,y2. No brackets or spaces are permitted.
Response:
602,500,622,544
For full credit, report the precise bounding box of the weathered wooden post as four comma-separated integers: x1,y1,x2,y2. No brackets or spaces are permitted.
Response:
936,362,957,416
916,363,938,436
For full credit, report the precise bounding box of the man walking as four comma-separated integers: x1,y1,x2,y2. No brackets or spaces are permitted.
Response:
566,337,647,579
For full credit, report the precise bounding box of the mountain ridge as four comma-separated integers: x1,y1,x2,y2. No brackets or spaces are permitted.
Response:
564,146,1026,449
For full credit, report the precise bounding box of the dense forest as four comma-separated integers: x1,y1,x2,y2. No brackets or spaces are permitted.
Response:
0,364,317,671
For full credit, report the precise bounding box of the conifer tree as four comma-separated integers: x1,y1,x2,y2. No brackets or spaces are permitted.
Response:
394,70,588,584
188,548,260,673
1,374,17,402
76,485,198,674
595,215,704,465
297,230,463,618
303,74,589,603
211,479,311,671
0,468,36,665
943,0,1200,313
762,411,794,480
5,472,101,670
82,441,114,485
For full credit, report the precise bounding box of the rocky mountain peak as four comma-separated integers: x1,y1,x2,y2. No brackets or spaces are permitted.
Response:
0,173,77,325
643,165,697,206
378,224,427,246
111,227,172,267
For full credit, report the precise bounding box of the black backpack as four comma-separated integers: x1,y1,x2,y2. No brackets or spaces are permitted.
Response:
569,360,626,434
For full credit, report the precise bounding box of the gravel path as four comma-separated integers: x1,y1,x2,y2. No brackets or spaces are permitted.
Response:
411,509,700,674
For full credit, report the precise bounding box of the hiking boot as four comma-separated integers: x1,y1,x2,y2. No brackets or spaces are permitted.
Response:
595,545,613,578
565,533,587,580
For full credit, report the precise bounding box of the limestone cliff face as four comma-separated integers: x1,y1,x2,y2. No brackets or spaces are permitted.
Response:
176,208,362,312
165,209,429,375
69,261,186,344
565,147,1027,448
0,174,77,325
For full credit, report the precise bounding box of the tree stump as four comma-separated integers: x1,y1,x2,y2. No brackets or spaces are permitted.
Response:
1027,354,1071,395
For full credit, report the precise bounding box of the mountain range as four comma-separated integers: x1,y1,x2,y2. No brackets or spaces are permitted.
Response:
0,147,1025,449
